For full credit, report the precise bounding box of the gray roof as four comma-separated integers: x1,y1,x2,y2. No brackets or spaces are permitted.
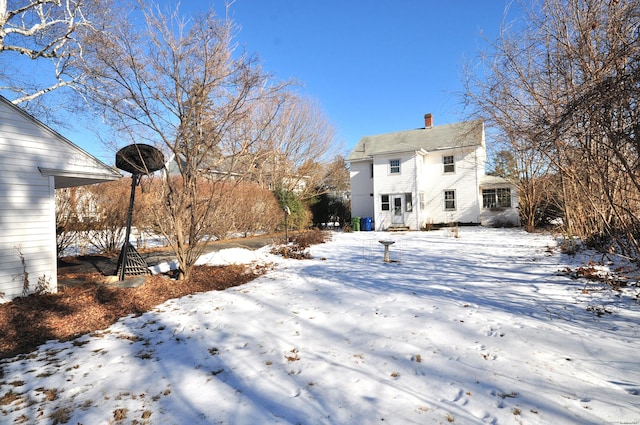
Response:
347,119,484,162
480,175,514,187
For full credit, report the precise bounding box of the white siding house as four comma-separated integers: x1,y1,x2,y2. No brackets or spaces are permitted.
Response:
0,96,121,301
347,114,518,230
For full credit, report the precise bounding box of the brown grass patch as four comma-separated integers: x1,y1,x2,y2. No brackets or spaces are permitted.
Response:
0,264,267,359
0,389,21,405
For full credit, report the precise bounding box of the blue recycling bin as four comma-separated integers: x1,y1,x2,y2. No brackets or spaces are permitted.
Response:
361,216,373,231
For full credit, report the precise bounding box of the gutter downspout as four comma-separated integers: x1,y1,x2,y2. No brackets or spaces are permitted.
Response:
414,152,420,230
475,146,481,223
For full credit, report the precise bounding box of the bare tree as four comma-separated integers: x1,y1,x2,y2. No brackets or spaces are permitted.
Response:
82,180,129,254
55,181,131,255
0,0,112,114
56,187,82,256
308,155,351,226
80,2,305,280
463,0,563,232
465,0,640,253
322,155,351,193
239,93,337,200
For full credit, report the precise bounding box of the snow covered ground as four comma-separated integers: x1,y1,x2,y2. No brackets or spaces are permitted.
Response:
2,227,639,424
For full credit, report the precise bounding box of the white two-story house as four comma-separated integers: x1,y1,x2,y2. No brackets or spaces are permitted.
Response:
347,114,519,230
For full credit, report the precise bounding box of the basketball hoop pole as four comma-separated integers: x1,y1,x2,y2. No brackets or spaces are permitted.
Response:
115,144,164,281
119,174,141,281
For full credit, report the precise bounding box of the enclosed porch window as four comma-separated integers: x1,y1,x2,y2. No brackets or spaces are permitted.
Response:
482,188,511,208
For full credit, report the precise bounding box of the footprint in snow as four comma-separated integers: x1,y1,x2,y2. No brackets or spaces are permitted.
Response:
486,328,505,337
453,388,470,406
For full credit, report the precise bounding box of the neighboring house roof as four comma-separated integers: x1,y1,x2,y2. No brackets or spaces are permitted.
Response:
164,152,185,176
347,119,484,162
164,152,242,178
0,96,121,188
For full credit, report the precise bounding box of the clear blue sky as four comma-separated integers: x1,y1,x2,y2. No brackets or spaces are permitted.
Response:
67,0,516,162
202,0,514,156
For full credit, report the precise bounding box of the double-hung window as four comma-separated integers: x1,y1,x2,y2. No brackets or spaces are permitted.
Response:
389,159,400,174
381,194,390,211
444,190,456,210
443,155,454,173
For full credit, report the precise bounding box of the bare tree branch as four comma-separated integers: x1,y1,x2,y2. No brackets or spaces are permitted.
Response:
0,0,112,112
81,1,336,279
465,0,640,253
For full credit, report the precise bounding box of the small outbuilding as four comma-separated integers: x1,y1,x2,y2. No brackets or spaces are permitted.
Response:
0,96,121,301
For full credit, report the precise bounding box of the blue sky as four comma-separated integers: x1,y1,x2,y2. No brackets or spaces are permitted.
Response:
68,1,515,162
200,0,514,157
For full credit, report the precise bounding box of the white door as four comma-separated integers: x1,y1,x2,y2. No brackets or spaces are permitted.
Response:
392,195,404,224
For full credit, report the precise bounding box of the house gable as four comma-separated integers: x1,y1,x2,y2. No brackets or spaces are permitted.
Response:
0,96,121,301
0,97,120,189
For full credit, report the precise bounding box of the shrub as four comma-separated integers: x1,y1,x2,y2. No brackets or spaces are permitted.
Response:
291,228,329,248
274,188,312,230
270,245,311,260
270,229,329,259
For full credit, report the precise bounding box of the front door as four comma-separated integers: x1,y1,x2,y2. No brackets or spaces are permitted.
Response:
392,195,404,224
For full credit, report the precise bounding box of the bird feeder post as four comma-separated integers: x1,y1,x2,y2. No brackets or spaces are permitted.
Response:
284,206,291,243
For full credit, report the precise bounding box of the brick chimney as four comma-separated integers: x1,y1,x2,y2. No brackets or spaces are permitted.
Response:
424,113,433,128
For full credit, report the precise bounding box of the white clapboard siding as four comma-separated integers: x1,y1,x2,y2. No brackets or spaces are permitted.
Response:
349,160,374,219
420,147,483,224
0,96,120,301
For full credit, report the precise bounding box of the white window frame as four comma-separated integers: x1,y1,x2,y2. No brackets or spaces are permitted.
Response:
444,190,456,210
482,188,511,208
389,159,401,174
381,194,390,211
443,155,455,173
